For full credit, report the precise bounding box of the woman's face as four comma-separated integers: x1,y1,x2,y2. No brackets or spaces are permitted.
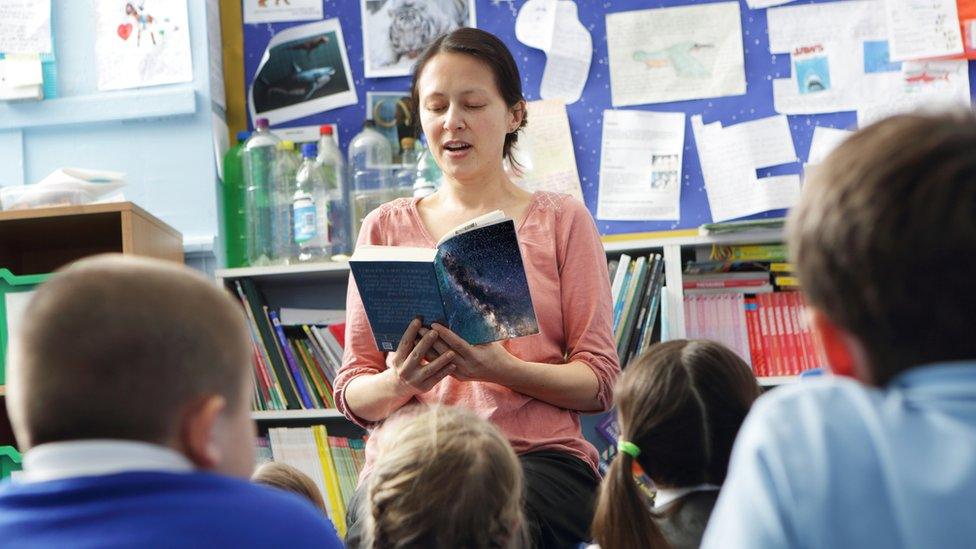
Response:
416,52,522,184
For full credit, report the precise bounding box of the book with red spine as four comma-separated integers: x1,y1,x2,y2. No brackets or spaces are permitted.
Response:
744,297,766,377
757,293,781,377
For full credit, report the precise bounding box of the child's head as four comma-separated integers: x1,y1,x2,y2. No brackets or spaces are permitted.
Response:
363,406,524,549
788,112,976,385
592,340,761,548
252,461,327,513
6,254,255,477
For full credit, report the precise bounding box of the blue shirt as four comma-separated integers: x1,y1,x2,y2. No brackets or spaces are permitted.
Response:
703,363,976,549
0,470,343,548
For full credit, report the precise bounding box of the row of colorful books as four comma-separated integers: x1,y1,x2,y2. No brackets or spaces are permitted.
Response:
684,290,825,377
608,253,665,367
256,426,365,537
231,278,345,411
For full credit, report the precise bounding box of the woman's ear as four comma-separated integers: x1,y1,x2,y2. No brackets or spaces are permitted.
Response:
177,394,227,470
508,100,526,133
808,307,872,383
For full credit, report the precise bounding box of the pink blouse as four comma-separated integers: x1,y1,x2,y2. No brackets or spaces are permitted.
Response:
335,191,620,475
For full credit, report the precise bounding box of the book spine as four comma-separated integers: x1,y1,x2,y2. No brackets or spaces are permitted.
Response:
313,425,347,533
757,293,780,377
292,340,327,408
235,280,292,409
638,255,666,355
269,310,315,409
744,297,765,376
683,278,770,289
612,258,634,332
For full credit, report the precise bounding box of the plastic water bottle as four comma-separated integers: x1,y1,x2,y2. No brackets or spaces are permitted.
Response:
293,143,330,262
243,118,280,266
271,140,300,263
348,120,394,245
317,125,350,257
395,137,419,199
413,136,442,197
221,130,250,268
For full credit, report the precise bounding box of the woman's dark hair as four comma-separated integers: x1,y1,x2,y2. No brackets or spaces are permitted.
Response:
591,340,761,548
409,27,527,167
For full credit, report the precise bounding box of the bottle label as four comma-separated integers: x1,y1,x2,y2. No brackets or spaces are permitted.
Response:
293,200,317,244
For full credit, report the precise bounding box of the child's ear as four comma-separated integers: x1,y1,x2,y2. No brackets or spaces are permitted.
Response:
808,307,870,383
178,395,227,470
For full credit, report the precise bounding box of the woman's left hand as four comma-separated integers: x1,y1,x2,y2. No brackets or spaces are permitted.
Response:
417,324,520,384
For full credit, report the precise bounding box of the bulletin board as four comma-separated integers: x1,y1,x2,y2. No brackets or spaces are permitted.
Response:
241,0,976,236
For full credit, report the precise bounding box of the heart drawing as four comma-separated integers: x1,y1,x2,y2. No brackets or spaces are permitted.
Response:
118,23,132,40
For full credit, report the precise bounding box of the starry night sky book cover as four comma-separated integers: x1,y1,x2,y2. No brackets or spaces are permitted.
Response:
350,218,538,352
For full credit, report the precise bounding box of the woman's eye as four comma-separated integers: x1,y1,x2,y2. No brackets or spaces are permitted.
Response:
427,105,447,112
467,104,486,110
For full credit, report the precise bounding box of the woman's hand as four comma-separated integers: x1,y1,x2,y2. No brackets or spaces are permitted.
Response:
391,318,456,396
417,323,520,384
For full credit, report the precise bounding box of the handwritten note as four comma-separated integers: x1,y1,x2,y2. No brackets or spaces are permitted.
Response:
885,0,963,61
516,0,591,104
510,100,583,201
0,0,51,54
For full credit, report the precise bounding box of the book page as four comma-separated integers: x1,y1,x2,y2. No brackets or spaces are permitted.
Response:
606,2,745,106
436,210,508,247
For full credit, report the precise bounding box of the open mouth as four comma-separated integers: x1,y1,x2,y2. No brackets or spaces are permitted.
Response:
444,141,472,153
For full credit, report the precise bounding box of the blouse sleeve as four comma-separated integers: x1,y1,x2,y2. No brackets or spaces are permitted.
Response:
334,210,389,428
556,199,621,411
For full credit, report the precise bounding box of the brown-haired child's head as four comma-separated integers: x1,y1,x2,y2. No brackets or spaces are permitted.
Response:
363,405,524,549
6,254,256,477
788,111,976,386
252,461,327,513
592,339,761,548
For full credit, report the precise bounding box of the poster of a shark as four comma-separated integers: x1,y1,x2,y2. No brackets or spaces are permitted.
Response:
249,19,357,125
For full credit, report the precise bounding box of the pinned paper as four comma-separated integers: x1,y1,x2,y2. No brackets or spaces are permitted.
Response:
515,0,591,104
0,0,52,54
884,0,963,61
242,0,323,25
509,99,583,201
606,2,746,107
597,109,685,221
807,126,854,165
692,115,800,223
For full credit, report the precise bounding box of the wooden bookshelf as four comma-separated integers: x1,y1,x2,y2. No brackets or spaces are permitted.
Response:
758,376,798,387
0,201,183,274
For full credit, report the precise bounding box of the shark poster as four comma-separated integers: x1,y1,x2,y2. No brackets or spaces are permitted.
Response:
248,18,357,125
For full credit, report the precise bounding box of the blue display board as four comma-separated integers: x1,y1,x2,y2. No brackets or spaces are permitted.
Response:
242,0,976,236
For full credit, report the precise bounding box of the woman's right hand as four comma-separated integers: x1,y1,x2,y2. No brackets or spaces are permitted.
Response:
390,318,456,396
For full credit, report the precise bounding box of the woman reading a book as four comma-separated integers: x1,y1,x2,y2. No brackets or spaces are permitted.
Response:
335,28,619,548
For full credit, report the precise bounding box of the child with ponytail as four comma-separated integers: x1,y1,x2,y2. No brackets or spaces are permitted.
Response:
590,340,761,549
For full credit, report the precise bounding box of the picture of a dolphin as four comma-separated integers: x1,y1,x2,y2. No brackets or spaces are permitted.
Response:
266,63,337,100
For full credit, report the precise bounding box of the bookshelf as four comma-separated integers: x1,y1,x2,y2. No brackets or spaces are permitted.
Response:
218,227,808,430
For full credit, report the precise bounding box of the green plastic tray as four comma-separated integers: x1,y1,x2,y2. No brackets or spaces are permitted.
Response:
0,269,50,386
0,445,22,479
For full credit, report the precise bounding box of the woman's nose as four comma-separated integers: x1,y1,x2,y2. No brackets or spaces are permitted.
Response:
443,105,465,130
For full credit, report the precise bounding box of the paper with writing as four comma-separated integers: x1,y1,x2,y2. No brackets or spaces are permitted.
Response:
510,99,583,201
0,0,51,54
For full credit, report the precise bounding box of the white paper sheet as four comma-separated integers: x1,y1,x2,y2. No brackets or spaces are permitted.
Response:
242,0,323,24
606,2,746,107
539,2,591,104
515,0,557,50
767,1,885,54
857,59,971,125
0,53,42,100
509,99,583,201
746,0,797,8
807,126,854,164
94,0,193,92
722,115,797,168
206,0,226,110
692,115,801,222
270,124,339,146
5,290,35,346
248,19,358,125
0,0,51,54
884,0,963,62
597,109,685,220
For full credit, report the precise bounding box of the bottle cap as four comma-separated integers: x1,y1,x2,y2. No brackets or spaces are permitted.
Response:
301,142,318,158
255,118,270,130
363,119,375,129
319,125,334,136
236,131,251,143
400,137,415,149
277,140,295,151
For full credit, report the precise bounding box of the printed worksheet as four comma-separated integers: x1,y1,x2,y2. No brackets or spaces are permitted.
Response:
597,109,685,221
606,2,745,107
884,0,963,61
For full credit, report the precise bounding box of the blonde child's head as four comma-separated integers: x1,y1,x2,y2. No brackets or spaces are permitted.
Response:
252,461,327,513
362,405,524,549
591,339,761,548
6,254,256,478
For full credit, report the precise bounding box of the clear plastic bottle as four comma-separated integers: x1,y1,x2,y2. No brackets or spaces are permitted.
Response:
395,137,419,199
317,125,350,258
271,140,301,263
292,143,330,262
413,135,443,197
243,118,280,266
221,130,250,268
348,120,394,245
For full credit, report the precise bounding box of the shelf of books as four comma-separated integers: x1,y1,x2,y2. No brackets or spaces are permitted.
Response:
251,409,347,421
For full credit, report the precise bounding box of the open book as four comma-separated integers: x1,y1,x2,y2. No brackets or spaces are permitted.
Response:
349,210,538,352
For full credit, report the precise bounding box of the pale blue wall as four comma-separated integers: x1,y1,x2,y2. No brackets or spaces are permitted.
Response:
0,0,223,247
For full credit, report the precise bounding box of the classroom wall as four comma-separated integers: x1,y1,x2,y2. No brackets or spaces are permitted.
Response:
0,0,223,248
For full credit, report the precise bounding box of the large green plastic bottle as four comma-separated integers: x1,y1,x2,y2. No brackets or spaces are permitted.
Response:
222,131,250,268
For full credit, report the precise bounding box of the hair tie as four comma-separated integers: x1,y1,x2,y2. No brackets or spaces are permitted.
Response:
617,440,641,459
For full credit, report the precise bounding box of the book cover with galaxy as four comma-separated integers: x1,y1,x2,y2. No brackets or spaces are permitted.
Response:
349,213,538,352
